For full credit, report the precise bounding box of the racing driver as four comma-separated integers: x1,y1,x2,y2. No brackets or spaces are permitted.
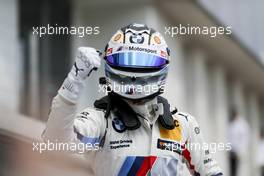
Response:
43,23,223,176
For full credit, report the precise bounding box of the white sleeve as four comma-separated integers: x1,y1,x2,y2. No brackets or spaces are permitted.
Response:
184,115,223,176
42,94,106,148
42,95,77,142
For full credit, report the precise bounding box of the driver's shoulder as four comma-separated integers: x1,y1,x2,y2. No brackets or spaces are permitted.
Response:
173,111,198,127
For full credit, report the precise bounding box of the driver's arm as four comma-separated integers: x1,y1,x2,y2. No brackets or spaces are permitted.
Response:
183,115,223,176
42,47,104,150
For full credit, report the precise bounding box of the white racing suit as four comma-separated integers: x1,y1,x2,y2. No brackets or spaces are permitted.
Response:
43,94,223,176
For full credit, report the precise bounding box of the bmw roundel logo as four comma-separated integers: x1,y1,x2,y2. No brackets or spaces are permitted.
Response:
130,34,144,44
112,118,126,133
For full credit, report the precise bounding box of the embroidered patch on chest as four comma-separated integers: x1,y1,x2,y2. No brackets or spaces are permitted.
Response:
112,118,127,133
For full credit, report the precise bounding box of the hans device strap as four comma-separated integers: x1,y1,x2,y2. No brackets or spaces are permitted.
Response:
94,93,176,130
157,96,176,130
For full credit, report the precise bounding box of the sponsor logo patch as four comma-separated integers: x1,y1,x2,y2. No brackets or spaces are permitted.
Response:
160,50,167,58
130,34,144,44
106,48,113,55
109,139,133,149
159,120,182,141
112,118,126,133
194,127,200,134
154,36,161,44
157,138,183,155
114,33,122,41
128,46,157,54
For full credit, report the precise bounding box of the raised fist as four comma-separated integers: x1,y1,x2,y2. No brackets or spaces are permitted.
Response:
69,47,101,80
58,47,101,103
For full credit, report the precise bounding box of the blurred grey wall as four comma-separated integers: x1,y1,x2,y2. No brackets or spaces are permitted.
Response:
0,0,19,111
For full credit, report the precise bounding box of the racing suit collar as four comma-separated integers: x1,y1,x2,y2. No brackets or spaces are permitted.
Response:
125,97,162,126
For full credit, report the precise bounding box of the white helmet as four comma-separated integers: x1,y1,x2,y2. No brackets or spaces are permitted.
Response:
104,23,170,101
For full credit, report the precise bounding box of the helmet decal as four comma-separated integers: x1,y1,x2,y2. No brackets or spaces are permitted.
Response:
113,33,122,42
129,34,144,44
154,36,161,44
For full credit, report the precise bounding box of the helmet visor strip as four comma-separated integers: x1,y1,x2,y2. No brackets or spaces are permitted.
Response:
105,65,168,85
105,52,168,69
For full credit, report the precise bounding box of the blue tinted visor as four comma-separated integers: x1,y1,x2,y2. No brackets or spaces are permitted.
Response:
105,52,168,69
